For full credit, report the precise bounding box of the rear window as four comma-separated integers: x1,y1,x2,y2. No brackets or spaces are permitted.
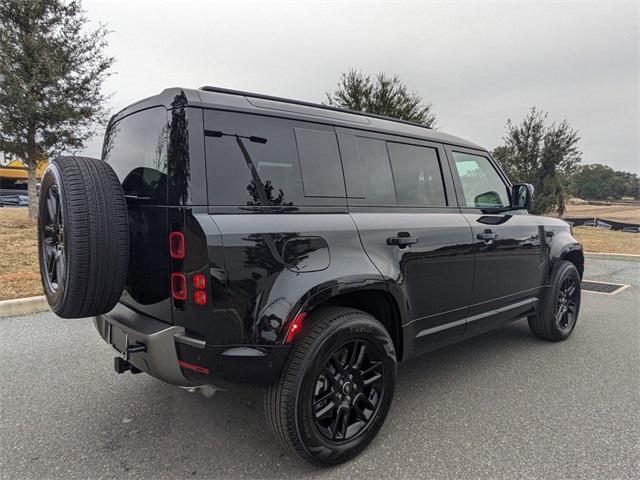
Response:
343,134,448,207
387,143,446,206
103,107,168,203
203,110,345,207
354,137,396,205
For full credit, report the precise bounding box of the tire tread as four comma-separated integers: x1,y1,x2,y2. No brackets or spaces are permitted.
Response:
40,156,129,318
528,260,580,341
264,307,392,465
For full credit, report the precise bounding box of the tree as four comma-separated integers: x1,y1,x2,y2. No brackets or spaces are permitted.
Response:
0,0,113,219
569,164,638,200
326,69,437,128
614,170,640,199
493,107,581,216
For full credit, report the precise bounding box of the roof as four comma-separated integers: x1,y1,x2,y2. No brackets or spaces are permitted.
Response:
110,86,485,151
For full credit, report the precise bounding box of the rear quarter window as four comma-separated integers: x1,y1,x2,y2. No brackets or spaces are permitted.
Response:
203,110,346,208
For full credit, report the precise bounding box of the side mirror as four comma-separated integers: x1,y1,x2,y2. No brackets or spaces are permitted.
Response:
512,183,534,210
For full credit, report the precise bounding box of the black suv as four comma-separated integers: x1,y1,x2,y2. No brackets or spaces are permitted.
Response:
38,87,584,465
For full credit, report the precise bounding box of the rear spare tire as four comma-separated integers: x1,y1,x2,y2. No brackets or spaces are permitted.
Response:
38,156,129,318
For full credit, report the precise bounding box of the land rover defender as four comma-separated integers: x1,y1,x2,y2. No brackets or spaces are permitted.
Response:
38,87,584,465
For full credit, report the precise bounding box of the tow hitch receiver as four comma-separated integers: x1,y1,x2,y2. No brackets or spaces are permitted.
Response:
114,357,142,375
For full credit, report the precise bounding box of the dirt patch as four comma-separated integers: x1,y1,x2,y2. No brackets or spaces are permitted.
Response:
572,226,640,256
0,207,42,301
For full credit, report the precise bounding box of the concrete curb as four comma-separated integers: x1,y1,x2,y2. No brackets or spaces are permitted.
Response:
585,252,640,262
0,296,49,317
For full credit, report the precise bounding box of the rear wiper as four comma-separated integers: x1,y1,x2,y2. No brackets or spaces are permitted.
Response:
205,130,267,144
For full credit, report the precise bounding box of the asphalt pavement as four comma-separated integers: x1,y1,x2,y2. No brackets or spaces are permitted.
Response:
1,258,638,479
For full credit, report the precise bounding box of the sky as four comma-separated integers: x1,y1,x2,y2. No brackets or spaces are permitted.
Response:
81,0,639,173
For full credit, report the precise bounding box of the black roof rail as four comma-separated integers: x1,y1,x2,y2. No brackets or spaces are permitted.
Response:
199,85,432,130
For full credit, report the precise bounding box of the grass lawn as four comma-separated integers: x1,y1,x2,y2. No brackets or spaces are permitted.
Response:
0,207,41,301
571,226,640,255
562,204,640,254
0,207,638,301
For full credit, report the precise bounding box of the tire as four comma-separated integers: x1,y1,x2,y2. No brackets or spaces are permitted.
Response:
528,260,581,341
38,156,129,318
264,307,397,466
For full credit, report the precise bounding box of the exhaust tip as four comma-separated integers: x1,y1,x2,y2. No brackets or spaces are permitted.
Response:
180,385,219,398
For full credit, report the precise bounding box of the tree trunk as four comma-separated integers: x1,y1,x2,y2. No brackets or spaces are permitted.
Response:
25,126,39,221
27,160,38,220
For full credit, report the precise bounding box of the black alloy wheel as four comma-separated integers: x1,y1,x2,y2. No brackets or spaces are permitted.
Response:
555,277,578,331
264,307,397,466
312,339,384,442
41,184,66,295
528,260,581,341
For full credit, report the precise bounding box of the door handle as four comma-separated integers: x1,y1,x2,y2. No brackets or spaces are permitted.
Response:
477,230,498,243
387,232,418,249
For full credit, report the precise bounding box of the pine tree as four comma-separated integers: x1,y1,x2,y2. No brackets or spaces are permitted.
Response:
0,0,113,218
326,69,436,128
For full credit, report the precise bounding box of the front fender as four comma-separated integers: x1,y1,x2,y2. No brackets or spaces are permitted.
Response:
545,219,584,278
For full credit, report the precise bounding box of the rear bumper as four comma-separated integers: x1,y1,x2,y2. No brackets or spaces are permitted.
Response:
94,303,290,388
94,304,196,386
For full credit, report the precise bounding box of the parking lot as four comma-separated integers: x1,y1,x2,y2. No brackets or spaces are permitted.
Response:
1,258,638,479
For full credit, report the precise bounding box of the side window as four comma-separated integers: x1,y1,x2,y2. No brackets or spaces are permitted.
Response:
354,137,396,205
103,107,168,203
387,143,447,206
204,110,347,207
452,152,510,208
294,128,344,197
204,111,303,206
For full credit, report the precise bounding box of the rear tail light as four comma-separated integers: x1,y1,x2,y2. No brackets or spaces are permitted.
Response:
169,231,185,259
169,230,208,306
192,273,208,305
171,272,187,300
193,274,206,289
194,290,207,305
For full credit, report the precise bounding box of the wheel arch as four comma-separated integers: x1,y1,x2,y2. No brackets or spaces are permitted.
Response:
561,248,585,279
289,283,405,361
547,225,584,280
